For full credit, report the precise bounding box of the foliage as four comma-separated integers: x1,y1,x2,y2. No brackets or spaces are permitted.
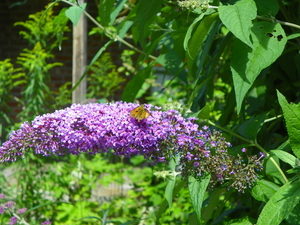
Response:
6,4,70,123
86,52,126,101
15,42,63,121
52,82,73,109
1,0,300,224
0,60,24,142
14,3,70,51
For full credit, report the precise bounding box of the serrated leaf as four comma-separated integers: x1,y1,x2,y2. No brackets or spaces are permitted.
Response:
270,150,296,168
65,3,86,27
277,91,300,158
219,0,256,47
257,180,300,225
231,21,287,113
188,175,210,224
252,179,279,202
121,67,152,102
229,217,256,225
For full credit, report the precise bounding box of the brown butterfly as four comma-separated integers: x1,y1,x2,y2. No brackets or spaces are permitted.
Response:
130,104,150,122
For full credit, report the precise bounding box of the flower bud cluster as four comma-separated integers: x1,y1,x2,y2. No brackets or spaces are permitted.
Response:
177,0,208,11
179,129,264,192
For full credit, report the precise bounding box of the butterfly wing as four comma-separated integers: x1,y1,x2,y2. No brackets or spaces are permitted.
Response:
130,104,150,122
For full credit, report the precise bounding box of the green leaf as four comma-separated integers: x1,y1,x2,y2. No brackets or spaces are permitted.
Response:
135,0,162,43
231,22,287,113
264,155,286,184
165,157,178,208
270,150,297,168
257,180,300,225
98,0,115,27
121,66,153,102
287,33,300,40
184,11,218,60
155,180,186,224
238,112,267,140
277,91,300,158
156,50,184,75
197,104,210,120
65,3,87,27
110,0,127,24
188,175,210,224
53,8,69,50
251,179,279,202
219,0,256,48
254,0,279,16
202,188,225,224
228,217,256,225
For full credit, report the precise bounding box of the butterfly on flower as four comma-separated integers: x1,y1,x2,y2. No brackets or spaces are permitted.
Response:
130,104,150,122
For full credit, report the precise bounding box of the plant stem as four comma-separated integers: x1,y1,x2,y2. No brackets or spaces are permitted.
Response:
256,15,300,30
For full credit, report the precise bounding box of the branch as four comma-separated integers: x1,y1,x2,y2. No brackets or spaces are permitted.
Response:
60,0,157,60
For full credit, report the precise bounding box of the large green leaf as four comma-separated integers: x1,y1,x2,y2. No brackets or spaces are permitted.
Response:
254,0,279,16
188,175,210,224
165,157,178,208
184,11,218,60
110,0,127,25
251,179,279,202
65,3,86,27
156,50,184,75
277,91,300,158
231,21,287,113
121,66,153,102
219,0,256,48
238,112,267,140
135,0,162,43
270,150,297,168
98,0,115,27
257,180,300,225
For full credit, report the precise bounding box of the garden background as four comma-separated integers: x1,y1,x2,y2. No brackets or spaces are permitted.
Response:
0,0,300,224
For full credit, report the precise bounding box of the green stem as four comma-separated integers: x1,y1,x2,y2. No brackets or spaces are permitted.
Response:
256,15,300,30
207,120,289,183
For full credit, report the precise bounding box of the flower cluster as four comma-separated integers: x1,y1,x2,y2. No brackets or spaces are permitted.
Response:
0,102,198,162
0,102,264,192
0,193,51,225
